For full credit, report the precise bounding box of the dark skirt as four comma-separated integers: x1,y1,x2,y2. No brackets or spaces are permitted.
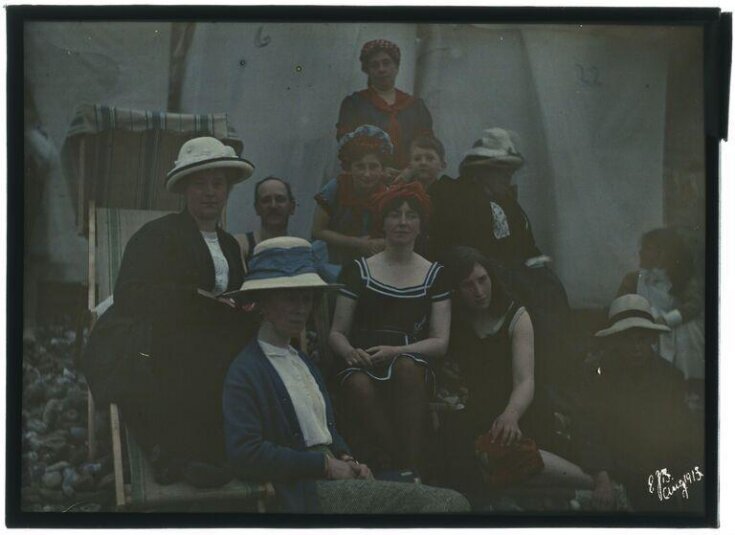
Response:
336,329,436,395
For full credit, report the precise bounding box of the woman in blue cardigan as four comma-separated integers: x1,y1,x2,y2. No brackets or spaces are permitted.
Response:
222,237,469,513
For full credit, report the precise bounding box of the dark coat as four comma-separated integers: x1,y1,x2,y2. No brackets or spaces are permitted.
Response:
429,174,541,266
81,210,258,462
223,338,351,513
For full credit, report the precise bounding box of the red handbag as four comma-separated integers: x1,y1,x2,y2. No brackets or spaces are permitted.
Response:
474,431,545,489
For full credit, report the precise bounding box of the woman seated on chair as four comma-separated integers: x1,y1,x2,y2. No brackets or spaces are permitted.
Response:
222,237,469,514
440,246,593,503
328,182,450,475
311,125,390,268
82,137,259,487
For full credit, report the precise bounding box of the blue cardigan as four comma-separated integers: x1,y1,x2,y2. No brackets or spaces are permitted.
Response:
222,338,351,513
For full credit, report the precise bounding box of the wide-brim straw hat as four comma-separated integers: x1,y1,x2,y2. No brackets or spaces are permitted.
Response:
223,237,341,298
460,127,525,170
595,294,671,337
166,136,255,193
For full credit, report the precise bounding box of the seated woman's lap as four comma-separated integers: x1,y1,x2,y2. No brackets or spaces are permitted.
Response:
315,479,470,513
340,357,430,401
392,354,429,387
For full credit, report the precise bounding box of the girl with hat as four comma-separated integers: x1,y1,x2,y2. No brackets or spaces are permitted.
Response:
336,39,434,170
82,136,258,486
222,237,469,513
328,182,448,476
312,124,392,266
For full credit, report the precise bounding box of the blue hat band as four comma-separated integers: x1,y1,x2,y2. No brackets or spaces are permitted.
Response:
245,246,318,282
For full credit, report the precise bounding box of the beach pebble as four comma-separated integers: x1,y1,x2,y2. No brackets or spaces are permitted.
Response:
69,426,87,442
62,467,78,497
42,399,64,426
46,461,70,472
41,471,62,489
96,473,115,490
25,418,47,435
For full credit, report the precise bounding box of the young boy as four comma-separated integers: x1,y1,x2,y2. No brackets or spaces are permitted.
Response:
394,135,449,259
395,134,448,194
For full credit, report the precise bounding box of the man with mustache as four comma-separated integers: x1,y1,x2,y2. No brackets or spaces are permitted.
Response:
237,176,296,267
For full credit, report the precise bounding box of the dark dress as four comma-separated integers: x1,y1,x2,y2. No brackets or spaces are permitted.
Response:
440,301,553,501
335,257,450,389
336,87,434,168
449,301,552,443
81,210,258,464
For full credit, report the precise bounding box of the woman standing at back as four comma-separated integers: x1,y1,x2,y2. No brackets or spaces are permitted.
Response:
336,39,434,171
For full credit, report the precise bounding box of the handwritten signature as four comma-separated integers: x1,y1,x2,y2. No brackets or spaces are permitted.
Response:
647,466,704,501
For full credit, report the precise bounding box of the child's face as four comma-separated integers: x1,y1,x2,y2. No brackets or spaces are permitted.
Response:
408,147,444,187
349,153,384,194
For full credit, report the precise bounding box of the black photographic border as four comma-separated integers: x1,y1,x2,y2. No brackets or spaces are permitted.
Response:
6,4,730,528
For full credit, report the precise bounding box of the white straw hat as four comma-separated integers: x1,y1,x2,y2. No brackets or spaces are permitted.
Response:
595,294,671,337
460,128,524,170
166,136,254,193
223,237,341,297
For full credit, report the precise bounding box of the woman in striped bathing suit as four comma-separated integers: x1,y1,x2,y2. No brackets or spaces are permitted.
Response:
329,182,450,475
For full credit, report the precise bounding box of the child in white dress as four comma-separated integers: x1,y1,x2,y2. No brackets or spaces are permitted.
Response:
618,228,704,408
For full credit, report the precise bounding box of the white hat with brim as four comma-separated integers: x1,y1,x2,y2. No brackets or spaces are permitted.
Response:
222,237,342,299
166,136,255,193
595,294,671,337
460,127,524,170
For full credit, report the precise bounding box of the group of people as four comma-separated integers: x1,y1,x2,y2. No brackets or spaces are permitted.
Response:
81,38,705,514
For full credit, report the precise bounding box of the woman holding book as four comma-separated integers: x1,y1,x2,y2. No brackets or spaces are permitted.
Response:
82,137,259,486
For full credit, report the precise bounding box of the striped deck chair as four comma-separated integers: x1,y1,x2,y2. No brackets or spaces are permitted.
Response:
64,105,274,511
61,104,243,234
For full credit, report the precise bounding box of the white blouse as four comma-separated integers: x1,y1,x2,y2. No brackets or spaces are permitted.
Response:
200,231,229,295
258,338,333,448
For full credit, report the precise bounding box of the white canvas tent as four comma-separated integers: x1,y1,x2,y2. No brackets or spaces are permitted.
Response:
24,21,705,308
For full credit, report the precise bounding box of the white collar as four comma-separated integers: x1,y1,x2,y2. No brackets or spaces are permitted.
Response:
258,338,298,358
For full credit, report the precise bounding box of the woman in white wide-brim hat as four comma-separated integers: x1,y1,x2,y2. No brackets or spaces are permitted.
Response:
82,136,260,487
222,236,469,514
